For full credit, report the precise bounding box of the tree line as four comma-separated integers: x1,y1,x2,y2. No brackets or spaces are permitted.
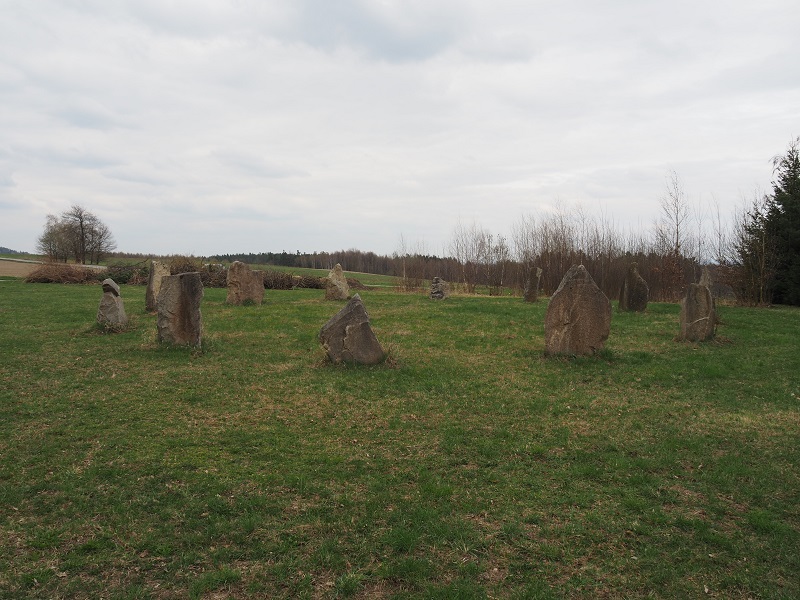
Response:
35,138,800,305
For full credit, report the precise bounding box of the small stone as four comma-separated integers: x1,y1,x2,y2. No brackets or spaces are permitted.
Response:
429,277,450,300
319,294,385,365
101,278,120,297
97,278,127,327
324,263,350,300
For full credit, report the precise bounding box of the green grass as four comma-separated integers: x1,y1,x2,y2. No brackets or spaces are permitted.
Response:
0,279,798,598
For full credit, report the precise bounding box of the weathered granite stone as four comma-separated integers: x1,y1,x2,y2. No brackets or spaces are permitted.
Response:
226,261,265,305
101,278,120,297
698,266,712,288
319,294,385,365
619,262,649,312
679,283,716,342
156,272,204,348
544,265,611,356
146,260,171,312
97,278,127,327
523,267,543,302
430,277,450,300
325,263,350,300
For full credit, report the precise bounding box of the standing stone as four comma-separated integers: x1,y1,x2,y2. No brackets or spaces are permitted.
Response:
619,262,649,312
156,272,204,348
698,266,712,288
325,263,350,300
523,267,543,302
429,277,450,300
226,261,265,305
679,283,716,342
97,278,128,327
544,265,611,356
319,294,385,365
146,260,171,312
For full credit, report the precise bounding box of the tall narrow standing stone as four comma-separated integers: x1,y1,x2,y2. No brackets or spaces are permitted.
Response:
156,272,204,348
523,266,542,302
226,261,265,305
619,262,649,312
325,263,350,300
146,260,171,312
544,265,611,356
679,283,716,342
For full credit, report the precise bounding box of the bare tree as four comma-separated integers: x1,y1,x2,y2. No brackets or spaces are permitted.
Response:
37,205,116,264
653,171,693,299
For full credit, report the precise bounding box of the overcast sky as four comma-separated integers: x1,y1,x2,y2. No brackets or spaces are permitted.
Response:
1,0,798,257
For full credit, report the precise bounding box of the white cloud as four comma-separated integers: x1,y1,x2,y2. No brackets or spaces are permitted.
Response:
1,0,798,255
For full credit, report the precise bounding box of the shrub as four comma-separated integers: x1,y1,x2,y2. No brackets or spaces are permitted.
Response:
105,261,149,285
263,270,295,290
25,264,100,284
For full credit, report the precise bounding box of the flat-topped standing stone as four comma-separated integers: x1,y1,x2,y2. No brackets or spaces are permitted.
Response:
325,263,350,300
319,294,385,365
429,277,450,300
523,267,542,302
544,265,611,356
619,262,649,312
156,272,204,348
146,260,171,312
679,283,716,342
226,261,265,305
97,278,127,327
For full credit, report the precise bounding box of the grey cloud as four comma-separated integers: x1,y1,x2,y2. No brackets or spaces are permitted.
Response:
211,151,308,180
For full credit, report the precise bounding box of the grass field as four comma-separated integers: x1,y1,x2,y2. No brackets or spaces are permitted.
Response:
0,278,798,599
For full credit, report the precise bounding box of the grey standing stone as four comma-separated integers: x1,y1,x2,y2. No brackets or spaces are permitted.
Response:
325,263,350,300
523,267,542,302
319,294,385,365
619,262,649,312
226,261,265,305
146,260,171,312
97,278,128,327
544,265,611,356
429,277,450,300
156,272,204,348
679,283,716,342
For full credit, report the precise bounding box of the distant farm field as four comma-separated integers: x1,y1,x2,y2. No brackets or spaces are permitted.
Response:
0,280,798,599
0,259,42,278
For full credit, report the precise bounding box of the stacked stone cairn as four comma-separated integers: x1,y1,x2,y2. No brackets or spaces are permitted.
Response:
226,261,265,305
145,260,171,312
97,278,128,328
523,266,542,302
544,265,611,356
618,262,649,312
156,272,204,348
319,294,385,365
324,263,350,300
678,270,717,342
429,277,450,300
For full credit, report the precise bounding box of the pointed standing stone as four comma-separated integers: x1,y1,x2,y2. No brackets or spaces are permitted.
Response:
619,262,649,312
319,294,385,365
544,265,611,356
156,272,204,348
